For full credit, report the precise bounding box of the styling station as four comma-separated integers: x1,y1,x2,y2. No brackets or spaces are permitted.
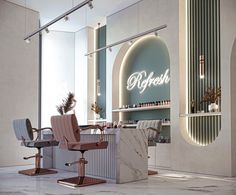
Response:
1,0,236,194
43,127,148,184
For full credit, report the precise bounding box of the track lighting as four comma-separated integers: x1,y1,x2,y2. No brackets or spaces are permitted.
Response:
24,0,93,42
85,24,167,56
108,47,112,52
154,31,158,36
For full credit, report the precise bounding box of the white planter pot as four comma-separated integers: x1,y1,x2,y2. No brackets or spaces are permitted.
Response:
95,113,100,119
208,103,219,112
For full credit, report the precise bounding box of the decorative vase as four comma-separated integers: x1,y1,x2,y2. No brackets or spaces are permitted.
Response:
208,103,219,112
95,113,100,120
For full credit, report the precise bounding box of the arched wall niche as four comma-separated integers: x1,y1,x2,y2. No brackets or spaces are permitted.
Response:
112,35,170,122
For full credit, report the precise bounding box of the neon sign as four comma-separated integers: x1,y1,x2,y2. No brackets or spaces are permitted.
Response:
126,69,170,94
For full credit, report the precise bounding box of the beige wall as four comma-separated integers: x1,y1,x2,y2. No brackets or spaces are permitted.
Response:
220,0,236,175
0,0,39,166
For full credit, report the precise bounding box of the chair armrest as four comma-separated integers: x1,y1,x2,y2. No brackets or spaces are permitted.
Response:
80,125,105,143
147,127,161,133
32,127,53,132
21,136,27,147
32,127,54,141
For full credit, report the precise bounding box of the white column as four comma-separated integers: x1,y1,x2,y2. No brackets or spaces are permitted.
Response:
75,27,95,124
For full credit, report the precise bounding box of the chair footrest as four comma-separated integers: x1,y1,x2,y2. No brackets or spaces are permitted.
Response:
18,168,57,176
58,176,106,187
148,170,158,175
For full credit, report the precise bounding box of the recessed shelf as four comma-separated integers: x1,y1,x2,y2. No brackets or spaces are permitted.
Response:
162,122,171,126
112,105,170,113
123,122,171,128
180,112,221,117
88,119,107,122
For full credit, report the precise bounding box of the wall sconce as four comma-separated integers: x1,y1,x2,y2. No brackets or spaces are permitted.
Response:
199,55,205,79
97,79,101,96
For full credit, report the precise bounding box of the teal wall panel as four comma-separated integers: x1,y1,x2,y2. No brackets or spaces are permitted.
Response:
121,37,170,121
96,26,106,119
188,0,221,145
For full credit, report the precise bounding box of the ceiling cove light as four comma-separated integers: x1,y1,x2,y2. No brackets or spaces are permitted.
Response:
85,24,167,57
24,0,93,42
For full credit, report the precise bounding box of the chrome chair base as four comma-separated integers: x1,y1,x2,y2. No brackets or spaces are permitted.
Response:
58,176,106,187
18,168,57,176
148,170,158,175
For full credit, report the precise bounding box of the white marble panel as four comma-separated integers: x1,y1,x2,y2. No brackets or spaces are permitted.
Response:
116,128,148,183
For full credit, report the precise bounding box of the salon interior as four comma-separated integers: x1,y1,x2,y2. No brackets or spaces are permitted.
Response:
0,0,236,194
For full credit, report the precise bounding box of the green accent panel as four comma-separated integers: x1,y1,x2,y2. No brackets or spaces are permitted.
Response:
96,26,106,119
188,0,221,145
121,36,170,140
121,37,170,121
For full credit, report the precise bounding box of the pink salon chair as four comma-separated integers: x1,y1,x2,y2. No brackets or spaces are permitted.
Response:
13,118,59,176
51,114,108,187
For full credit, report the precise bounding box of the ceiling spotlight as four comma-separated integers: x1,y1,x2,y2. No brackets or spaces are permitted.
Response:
64,15,69,21
154,31,158,36
45,28,50,33
25,38,31,43
88,54,93,59
108,47,112,52
88,1,93,9
128,40,133,45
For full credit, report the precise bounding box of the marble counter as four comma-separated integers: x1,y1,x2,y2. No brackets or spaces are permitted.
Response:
43,128,148,184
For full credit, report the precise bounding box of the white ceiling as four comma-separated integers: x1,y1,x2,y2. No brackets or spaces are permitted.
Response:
7,0,140,32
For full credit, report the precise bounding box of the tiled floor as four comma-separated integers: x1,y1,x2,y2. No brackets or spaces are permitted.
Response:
1,166,236,195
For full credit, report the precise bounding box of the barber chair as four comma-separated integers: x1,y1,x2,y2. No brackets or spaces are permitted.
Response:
13,118,59,176
136,120,162,175
50,114,108,187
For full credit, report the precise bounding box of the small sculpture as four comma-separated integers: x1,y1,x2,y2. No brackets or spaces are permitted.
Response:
201,87,221,112
91,102,103,119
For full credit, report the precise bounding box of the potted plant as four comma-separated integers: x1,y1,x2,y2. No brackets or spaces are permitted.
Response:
91,102,103,119
56,92,76,115
201,87,221,112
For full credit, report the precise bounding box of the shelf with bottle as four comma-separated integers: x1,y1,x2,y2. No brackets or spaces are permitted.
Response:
118,118,171,128
88,119,107,122
180,112,221,118
112,100,171,113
